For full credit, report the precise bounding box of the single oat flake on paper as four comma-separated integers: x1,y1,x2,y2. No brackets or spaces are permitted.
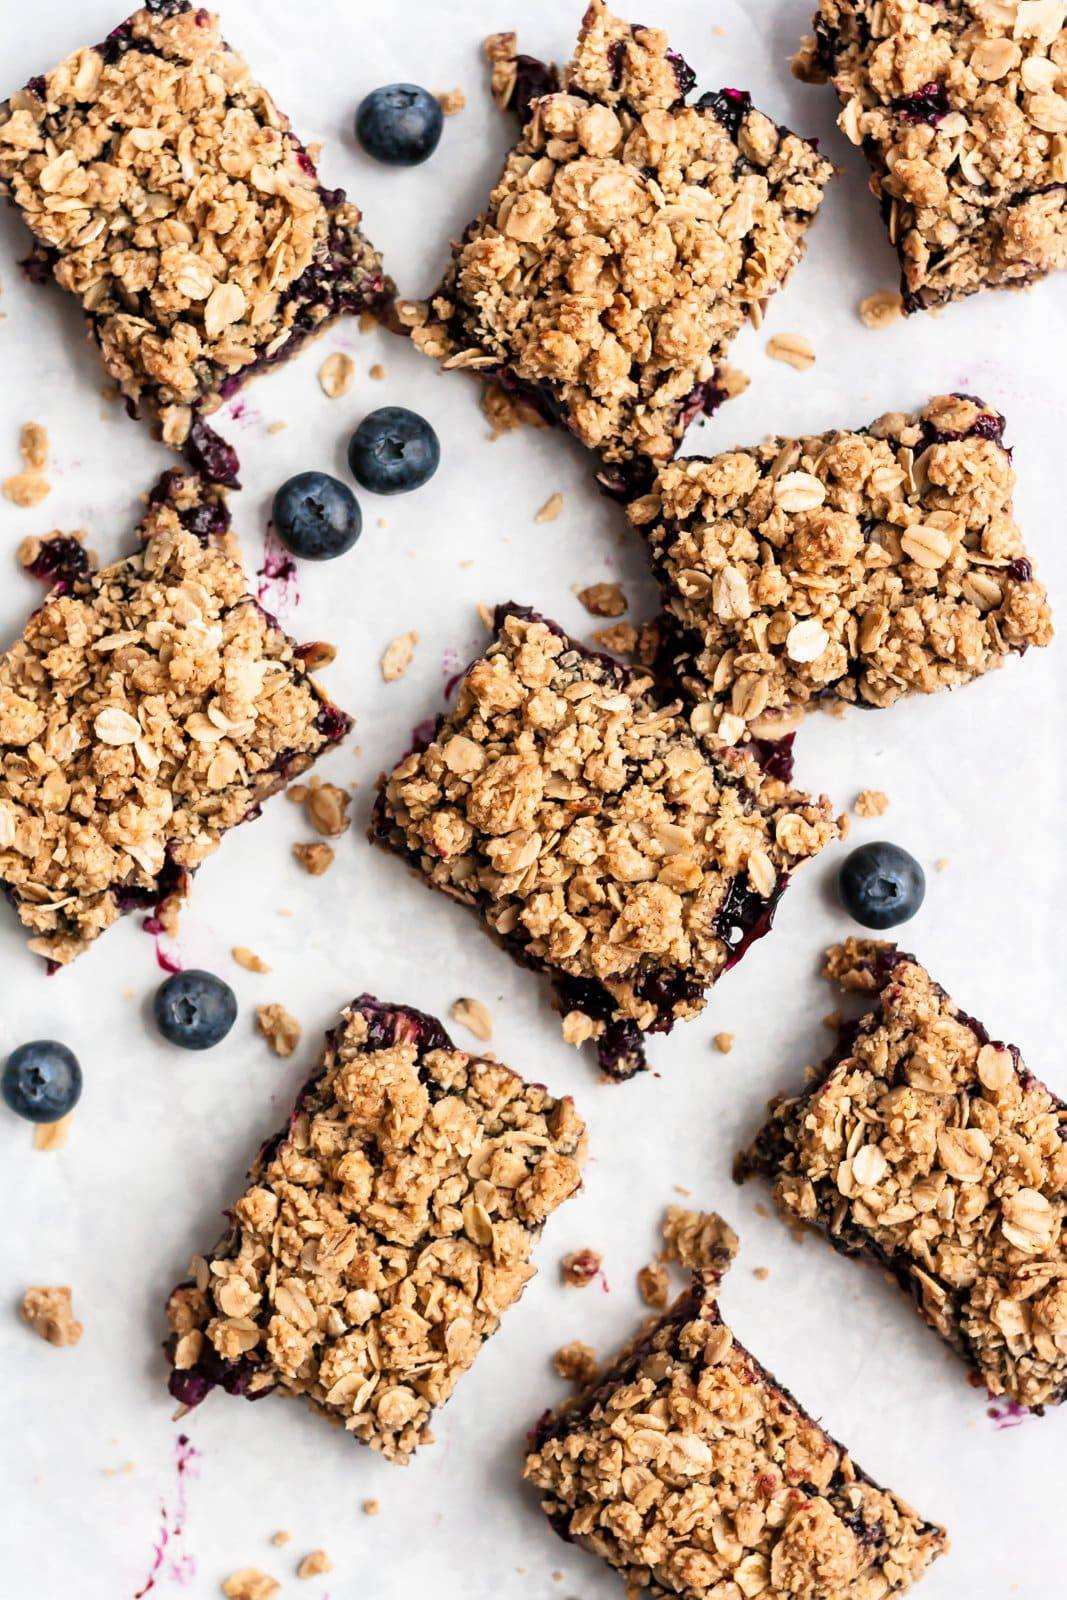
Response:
0,4,388,479
739,940,1067,1411
525,1238,947,1599
629,394,1052,747
796,0,1067,310
399,0,832,483
165,995,586,1463
0,469,350,965
371,605,839,1081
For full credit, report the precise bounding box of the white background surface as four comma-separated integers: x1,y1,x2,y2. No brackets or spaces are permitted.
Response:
0,2,1064,1596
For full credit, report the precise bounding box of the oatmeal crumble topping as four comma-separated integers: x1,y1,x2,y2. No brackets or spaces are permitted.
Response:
222,1572,279,1600
526,1264,947,1598
766,331,816,369
562,1248,604,1287
0,4,387,458
0,470,349,965
362,1498,380,1517
292,841,334,875
799,0,1067,309
437,88,467,117
576,581,626,617
660,1205,739,1274
305,781,351,838
20,1285,83,1346
256,1003,301,1058
296,1550,333,1579
535,492,565,524
713,1030,734,1053
854,788,889,818
636,1258,670,1309
859,289,904,328
449,996,494,1042
381,631,418,683
317,351,355,399
740,939,1067,1410
630,394,1053,744
233,946,270,974
402,0,832,471
165,995,586,1462
554,1339,599,1384
20,421,48,470
591,620,639,655
371,608,838,1079
270,1532,291,1549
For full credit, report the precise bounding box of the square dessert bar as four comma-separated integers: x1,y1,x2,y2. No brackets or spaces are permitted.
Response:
165,994,587,1463
403,0,832,479
629,393,1052,747
0,469,349,965
525,1264,947,1598
0,2,387,479
797,0,1067,310
371,606,839,1081
739,939,1067,1411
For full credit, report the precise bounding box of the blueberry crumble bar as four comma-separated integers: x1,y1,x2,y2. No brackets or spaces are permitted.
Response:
165,994,587,1462
401,0,832,481
0,2,388,479
739,940,1067,1412
370,606,839,1081
796,0,1067,311
628,393,1052,747
525,1254,947,1597
0,469,349,965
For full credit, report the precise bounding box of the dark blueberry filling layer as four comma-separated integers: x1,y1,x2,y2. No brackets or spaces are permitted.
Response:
890,80,952,125
22,536,90,591
696,87,752,138
512,55,560,123
184,419,241,488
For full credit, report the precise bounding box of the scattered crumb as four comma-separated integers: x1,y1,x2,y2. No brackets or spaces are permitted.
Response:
837,812,852,841
673,1184,691,1197
369,363,385,380
232,947,270,974
755,1202,769,1218
480,382,548,439
298,640,337,670
576,581,626,618
3,471,50,507
553,1339,598,1385
359,308,378,333
34,1114,73,1151
661,1207,738,1274
306,782,351,837
437,87,466,115
286,783,309,805
823,1010,842,1031
854,789,889,818
552,1573,564,1584
859,290,904,329
256,1004,301,1059
449,996,493,1043
362,1499,380,1517
317,351,355,399
477,601,494,631
717,362,750,400
222,1573,280,1600
267,420,287,434
591,621,638,655
561,1248,602,1288
296,1550,333,1580
636,1261,670,1311
753,1266,770,1281
935,857,950,872
293,842,335,876
271,1532,291,1549
20,1286,82,1348
380,630,418,683
534,491,564,524
20,421,48,470
102,1461,136,1476
713,1032,734,1055
766,332,816,370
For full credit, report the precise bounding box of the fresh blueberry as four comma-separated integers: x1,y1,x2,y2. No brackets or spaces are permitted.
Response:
154,971,237,1050
2,1041,82,1123
839,842,925,929
355,84,443,166
347,407,440,495
273,472,362,560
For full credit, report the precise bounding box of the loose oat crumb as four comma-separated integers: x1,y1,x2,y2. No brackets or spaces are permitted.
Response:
20,422,48,470
859,290,904,329
636,1261,670,1310
3,471,50,507
20,1286,82,1347
297,640,337,670
369,364,385,380
270,1532,291,1548
222,1573,280,1600
766,332,815,369
534,492,564,524
317,351,354,399
753,1266,770,1281
576,581,626,618
287,783,310,805
476,601,494,631
553,1339,598,1385
449,997,493,1042
660,1208,738,1277
591,621,638,655
34,1114,73,1151
256,1004,301,1058
293,842,335,876
854,789,889,819
380,631,418,682
754,1201,769,1218
561,1248,602,1288
306,783,351,837
480,382,547,439
936,858,950,872
267,421,288,434
437,88,466,116
232,947,270,974
296,1550,333,1579
713,1032,734,1054
361,1499,379,1518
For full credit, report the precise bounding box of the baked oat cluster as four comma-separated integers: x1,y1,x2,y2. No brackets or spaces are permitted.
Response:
0,470,348,965
165,995,587,1463
525,1263,948,1599
796,0,1067,309
371,607,839,1080
629,393,1052,744
740,939,1067,1411
0,2,386,461
401,0,832,473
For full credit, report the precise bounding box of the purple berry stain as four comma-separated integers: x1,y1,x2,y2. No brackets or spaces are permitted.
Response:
132,1434,201,1598
256,527,300,615
986,1395,1032,1431
891,81,951,124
